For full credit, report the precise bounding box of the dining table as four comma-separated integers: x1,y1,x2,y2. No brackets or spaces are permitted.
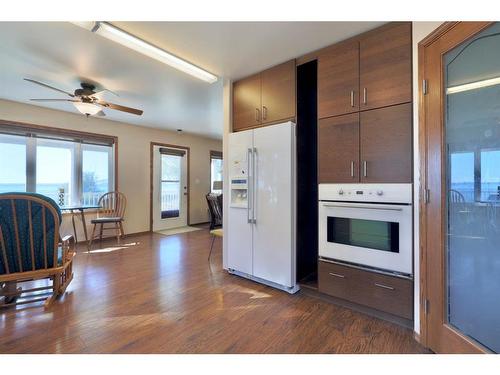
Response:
60,204,101,244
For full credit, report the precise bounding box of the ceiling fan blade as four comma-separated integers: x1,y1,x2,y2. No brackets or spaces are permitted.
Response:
97,100,143,116
24,78,75,97
96,110,106,117
30,98,79,102
93,88,119,98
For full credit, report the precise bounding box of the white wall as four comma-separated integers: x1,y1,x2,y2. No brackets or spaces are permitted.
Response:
412,22,443,334
0,99,222,240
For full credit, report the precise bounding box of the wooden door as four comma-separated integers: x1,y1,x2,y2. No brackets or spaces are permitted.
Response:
420,22,496,354
359,22,412,111
318,40,359,118
261,60,296,124
318,113,359,183
359,103,412,183
232,73,261,131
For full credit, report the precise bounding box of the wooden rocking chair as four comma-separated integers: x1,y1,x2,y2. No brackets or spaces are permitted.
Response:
0,193,75,309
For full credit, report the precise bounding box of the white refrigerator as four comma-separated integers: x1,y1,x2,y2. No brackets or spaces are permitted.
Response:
227,121,299,294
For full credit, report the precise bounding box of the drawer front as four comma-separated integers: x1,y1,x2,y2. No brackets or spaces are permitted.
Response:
318,261,413,319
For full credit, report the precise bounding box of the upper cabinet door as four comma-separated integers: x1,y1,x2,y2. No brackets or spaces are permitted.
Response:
359,103,412,183
261,60,296,124
318,41,360,119
233,73,262,132
359,22,412,111
318,113,360,183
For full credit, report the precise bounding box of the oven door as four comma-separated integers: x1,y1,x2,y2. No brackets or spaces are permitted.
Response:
319,201,412,275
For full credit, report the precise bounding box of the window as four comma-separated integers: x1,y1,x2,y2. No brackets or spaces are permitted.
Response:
210,150,223,194
450,151,474,202
0,134,27,193
0,123,115,206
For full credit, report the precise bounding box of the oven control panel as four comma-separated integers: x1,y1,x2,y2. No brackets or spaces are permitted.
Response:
319,184,412,204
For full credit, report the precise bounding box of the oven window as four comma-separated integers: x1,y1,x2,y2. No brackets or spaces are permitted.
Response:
327,217,399,253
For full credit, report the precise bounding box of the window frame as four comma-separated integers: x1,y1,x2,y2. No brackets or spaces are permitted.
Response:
0,120,118,205
209,150,223,194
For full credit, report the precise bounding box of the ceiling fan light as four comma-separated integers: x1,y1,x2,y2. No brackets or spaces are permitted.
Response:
73,102,101,116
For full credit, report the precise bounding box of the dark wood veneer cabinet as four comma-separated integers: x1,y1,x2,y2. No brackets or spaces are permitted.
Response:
232,60,295,132
318,41,359,118
233,73,262,132
318,22,412,119
318,113,359,183
359,22,412,111
318,103,412,184
318,260,413,320
261,60,296,124
360,103,412,183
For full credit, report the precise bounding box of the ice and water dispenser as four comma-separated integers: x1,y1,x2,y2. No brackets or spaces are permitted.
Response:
230,153,249,208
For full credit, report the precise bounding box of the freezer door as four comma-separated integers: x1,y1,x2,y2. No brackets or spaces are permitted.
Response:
252,122,296,287
227,129,254,275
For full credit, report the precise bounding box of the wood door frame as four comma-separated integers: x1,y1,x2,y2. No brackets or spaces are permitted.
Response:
418,21,494,353
149,142,190,232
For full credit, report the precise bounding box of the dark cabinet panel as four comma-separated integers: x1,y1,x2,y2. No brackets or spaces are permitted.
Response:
233,73,261,131
360,103,412,183
261,60,296,124
318,41,359,118
318,260,413,320
359,22,412,110
318,113,360,183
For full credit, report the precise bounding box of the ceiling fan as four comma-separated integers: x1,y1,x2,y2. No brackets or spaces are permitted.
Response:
24,78,143,117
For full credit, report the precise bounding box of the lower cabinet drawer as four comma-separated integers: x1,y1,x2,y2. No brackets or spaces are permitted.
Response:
318,260,413,320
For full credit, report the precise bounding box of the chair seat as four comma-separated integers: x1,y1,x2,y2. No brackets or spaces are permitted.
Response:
210,228,223,237
91,217,124,224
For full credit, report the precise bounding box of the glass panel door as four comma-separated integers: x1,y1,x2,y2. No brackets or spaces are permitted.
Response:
444,22,500,352
161,154,182,219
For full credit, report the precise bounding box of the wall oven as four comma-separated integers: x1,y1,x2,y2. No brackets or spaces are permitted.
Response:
319,184,413,275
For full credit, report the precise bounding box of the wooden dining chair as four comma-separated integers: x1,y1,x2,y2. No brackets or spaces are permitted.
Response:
88,192,127,251
0,192,75,309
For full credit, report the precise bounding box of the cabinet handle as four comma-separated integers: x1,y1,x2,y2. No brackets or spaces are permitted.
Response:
350,90,355,107
363,88,367,104
255,108,260,122
363,161,367,177
329,272,345,279
262,106,267,121
374,283,395,291
350,161,355,178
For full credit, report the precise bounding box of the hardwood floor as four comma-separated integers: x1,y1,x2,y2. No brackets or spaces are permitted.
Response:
0,229,429,353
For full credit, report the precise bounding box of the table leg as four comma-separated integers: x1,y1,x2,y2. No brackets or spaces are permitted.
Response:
80,209,89,244
71,210,78,244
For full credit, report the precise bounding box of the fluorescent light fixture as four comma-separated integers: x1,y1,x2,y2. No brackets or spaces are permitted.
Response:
71,21,218,84
447,76,500,95
73,102,101,116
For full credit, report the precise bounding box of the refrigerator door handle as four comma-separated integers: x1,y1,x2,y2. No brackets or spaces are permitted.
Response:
247,147,253,224
253,147,258,224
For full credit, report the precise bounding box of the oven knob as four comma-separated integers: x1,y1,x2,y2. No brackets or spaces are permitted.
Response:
338,189,344,195
376,190,384,196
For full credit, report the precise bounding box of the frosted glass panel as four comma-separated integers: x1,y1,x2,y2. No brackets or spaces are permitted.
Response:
445,22,500,352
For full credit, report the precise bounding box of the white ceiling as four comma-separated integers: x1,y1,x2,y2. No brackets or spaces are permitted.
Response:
0,22,384,139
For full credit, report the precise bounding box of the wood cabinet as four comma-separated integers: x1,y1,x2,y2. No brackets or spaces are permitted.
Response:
318,113,359,183
359,22,412,111
318,41,359,118
318,22,412,119
233,73,261,132
318,103,412,184
232,60,295,132
360,103,412,183
261,60,296,124
318,260,413,320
